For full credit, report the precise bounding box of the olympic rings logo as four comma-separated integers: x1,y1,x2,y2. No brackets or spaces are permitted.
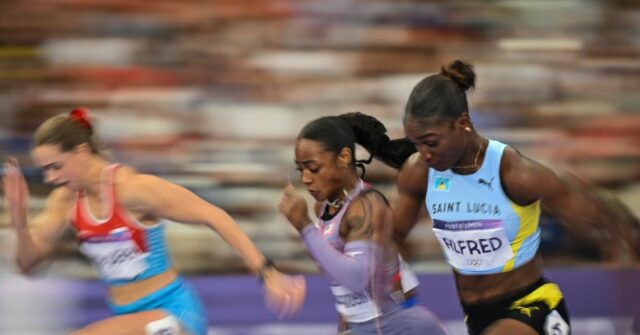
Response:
466,259,483,267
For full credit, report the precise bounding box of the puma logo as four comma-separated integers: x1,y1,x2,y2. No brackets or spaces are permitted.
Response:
478,177,494,190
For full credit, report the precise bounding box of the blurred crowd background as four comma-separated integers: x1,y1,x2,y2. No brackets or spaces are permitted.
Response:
1,0,639,278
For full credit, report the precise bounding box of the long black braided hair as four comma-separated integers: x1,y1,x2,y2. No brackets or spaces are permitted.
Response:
297,112,417,177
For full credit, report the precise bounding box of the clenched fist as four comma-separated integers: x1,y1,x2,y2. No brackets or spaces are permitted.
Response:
262,268,306,319
278,183,312,232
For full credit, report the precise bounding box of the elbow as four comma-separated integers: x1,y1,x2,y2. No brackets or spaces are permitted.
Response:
14,257,36,276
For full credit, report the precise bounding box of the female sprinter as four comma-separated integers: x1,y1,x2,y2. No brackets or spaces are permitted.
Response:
396,59,639,335
278,112,449,335
2,108,305,335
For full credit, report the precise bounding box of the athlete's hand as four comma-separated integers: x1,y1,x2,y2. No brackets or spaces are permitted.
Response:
262,269,306,319
278,183,312,232
2,157,29,229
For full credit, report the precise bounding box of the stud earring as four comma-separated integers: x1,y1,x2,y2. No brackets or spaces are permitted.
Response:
465,127,471,132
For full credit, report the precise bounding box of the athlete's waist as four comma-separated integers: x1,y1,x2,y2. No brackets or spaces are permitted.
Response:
455,255,543,304
452,250,538,275
107,268,179,305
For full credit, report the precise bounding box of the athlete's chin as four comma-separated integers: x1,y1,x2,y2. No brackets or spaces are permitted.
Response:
308,190,324,201
62,182,78,191
430,162,449,171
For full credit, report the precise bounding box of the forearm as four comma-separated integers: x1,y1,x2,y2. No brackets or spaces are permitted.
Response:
207,208,265,274
14,226,49,274
301,225,377,292
589,191,640,258
548,177,640,260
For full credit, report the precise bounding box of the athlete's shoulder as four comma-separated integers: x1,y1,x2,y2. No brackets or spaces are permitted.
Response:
112,164,138,180
500,145,553,205
344,188,393,242
403,152,427,169
112,165,168,204
113,165,161,187
397,152,429,195
500,146,546,181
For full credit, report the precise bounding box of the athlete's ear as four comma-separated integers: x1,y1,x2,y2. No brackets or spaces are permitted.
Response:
72,143,92,160
337,147,353,169
455,113,472,133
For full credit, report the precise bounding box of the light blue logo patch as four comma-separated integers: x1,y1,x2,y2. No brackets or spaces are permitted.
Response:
434,177,450,191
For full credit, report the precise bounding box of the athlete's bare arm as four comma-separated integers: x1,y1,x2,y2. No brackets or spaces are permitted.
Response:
393,153,430,244
117,170,305,318
501,147,640,260
3,158,73,274
340,190,394,244
115,171,267,274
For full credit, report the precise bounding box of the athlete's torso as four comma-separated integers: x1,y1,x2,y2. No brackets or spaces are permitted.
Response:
426,139,541,275
317,180,402,323
71,164,173,287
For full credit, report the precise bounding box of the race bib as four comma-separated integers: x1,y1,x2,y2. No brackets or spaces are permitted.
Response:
80,239,148,280
433,219,513,271
330,285,381,323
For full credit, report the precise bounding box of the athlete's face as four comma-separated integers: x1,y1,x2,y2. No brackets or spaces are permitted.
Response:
404,114,468,171
31,144,89,190
294,139,349,202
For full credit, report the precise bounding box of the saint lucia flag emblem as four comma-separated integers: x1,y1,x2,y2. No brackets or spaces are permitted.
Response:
434,177,450,191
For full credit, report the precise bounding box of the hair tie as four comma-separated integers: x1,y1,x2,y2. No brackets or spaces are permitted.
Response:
69,107,92,130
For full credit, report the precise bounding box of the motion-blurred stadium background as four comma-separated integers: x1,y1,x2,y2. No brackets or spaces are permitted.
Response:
0,1,638,334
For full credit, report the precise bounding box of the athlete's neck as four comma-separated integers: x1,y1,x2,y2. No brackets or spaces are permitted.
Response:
451,135,487,175
326,175,358,211
78,157,111,197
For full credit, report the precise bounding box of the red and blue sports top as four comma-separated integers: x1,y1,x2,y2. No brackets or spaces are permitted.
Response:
71,164,172,286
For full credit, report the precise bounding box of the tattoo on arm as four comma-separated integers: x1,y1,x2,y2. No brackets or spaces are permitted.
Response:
343,191,392,242
345,215,372,241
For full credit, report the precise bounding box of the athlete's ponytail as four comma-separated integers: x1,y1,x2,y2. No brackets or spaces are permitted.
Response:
297,113,416,177
338,112,416,169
